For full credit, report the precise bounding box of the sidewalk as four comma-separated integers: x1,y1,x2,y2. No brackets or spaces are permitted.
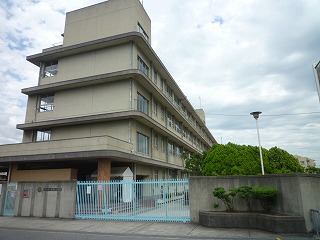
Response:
0,216,316,239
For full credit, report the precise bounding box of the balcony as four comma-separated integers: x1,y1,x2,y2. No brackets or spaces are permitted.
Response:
0,135,133,159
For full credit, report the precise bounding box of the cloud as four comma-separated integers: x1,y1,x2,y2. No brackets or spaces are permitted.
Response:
0,0,319,167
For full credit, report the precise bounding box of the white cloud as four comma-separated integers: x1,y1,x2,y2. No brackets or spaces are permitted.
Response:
1,0,319,166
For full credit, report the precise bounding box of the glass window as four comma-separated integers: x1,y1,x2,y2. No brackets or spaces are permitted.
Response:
153,70,158,84
153,99,157,116
167,140,174,155
166,85,173,100
43,61,58,77
35,130,51,141
167,111,173,127
138,56,149,76
137,23,149,41
160,105,165,121
153,132,158,150
137,132,149,155
162,137,166,153
137,93,148,114
39,94,54,112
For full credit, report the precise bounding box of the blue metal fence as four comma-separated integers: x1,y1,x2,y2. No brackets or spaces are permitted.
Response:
75,179,190,222
3,182,17,216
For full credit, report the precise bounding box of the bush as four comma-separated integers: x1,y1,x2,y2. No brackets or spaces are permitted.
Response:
213,187,238,212
251,186,279,212
238,186,253,211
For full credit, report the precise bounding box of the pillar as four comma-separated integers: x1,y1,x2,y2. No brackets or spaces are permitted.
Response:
97,159,111,181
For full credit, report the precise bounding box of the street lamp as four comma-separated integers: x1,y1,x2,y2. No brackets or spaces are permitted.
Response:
250,111,265,175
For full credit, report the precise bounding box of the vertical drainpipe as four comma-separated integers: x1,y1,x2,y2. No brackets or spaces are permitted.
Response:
151,128,153,159
130,41,133,69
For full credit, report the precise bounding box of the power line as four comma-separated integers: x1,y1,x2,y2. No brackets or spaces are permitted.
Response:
206,111,320,117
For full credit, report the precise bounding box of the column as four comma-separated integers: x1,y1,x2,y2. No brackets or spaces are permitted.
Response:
97,159,111,181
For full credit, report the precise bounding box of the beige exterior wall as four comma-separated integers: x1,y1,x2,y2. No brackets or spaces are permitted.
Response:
32,80,131,122
63,0,151,47
39,43,132,85
11,164,77,182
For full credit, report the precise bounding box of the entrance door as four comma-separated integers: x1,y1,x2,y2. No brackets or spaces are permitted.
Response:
3,183,17,216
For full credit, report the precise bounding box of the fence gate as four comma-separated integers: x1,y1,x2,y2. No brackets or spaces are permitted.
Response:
3,182,17,216
76,179,190,222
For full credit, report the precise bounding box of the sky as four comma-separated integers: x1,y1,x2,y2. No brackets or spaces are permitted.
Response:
0,0,319,166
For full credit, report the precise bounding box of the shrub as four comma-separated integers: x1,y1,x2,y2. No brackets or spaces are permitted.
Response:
251,186,279,212
213,187,238,212
238,186,253,211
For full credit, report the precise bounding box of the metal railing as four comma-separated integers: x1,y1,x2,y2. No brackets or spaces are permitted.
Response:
75,179,190,222
310,209,320,235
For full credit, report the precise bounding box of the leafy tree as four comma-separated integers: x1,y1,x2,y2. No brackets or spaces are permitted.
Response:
266,147,304,173
182,151,207,176
305,166,320,174
213,187,238,212
187,142,304,176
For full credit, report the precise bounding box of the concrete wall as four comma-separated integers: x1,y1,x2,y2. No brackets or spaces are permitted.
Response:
63,0,151,46
39,44,132,85
189,174,320,232
0,181,7,216
15,181,76,219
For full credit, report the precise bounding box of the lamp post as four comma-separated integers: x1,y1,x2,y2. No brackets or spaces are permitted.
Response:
250,111,265,175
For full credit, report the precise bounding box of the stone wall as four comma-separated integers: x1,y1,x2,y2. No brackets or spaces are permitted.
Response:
14,181,76,218
189,174,320,232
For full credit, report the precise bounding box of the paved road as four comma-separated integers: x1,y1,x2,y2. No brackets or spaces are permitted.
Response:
0,217,316,240
0,228,314,240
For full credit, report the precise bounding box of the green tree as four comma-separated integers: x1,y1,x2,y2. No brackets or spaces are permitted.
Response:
182,151,206,176
305,166,320,174
198,142,304,176
266,147,304,173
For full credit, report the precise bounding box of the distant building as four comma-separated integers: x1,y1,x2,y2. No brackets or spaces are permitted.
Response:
294,155,316,168
0,0,216,182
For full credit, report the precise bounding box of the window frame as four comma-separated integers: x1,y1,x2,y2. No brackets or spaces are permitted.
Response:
137,56,149,76
137,132,149,155
39,94,54,112
35,130,51,142
43,60,58,77
137,93,149,115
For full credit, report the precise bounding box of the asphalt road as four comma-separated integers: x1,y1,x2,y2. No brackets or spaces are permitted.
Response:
0,228,314,240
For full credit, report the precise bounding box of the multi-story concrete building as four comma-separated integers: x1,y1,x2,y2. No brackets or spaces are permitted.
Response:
0,0,216,182
294,155,316,168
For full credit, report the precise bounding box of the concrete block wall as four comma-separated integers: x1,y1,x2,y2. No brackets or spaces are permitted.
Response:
189,174,320,232
0,181,7,216
14,181,76,219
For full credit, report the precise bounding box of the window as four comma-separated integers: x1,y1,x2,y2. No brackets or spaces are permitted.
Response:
153,132,158,150
162,138,166,153
176,146,182,157
175,121,181,133
167,141,174,155
153,98,158,116
167,111,173,127
137,56,149,76
137,93,148,114
137,132,149,155
160,79,164,91
153,70,158,84
43,61,58,77
166,85,173,100
35,130,51,141
160,105,165,121
137,23,149,41
39,94,54,112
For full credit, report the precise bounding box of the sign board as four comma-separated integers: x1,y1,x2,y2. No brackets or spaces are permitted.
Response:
43,188,62,191
23,190,30,198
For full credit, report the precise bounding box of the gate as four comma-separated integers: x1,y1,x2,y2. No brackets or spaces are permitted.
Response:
75,179,190,222
3,182,17,216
